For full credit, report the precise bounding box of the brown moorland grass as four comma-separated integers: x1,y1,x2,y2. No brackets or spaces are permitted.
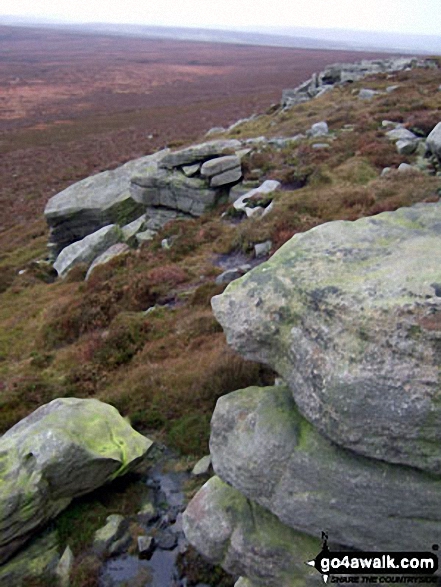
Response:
1,40,440,585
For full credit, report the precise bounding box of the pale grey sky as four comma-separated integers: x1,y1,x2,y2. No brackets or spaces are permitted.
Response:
1,0,441,37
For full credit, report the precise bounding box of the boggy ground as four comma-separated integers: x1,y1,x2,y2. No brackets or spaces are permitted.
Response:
1,25,440,586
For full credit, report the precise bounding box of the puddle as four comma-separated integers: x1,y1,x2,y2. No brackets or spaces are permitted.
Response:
99,449,191,587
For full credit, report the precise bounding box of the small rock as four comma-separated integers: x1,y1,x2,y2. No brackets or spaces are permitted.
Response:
359,88,379,99
386,85,399,93
108,531,132,556
382,120,396,127
55,545,74,587
254,241,272,258
93,515,128,556
233,180,280,212
138,535,155,559
245,206,264,218
312,143,330,149
398,163,415,172
136,229,156,244
215,269,243,285
396,139,418,155
235,579,254,587
161,238,172,250
192,455,212,476
137,500,159,525
386,127,418,141
381,167,392,177
309,121,329,136
205,126,226,137
156,529,178,551
182,163,201,177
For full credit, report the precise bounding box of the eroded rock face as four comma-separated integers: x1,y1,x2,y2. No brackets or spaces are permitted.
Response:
183,476,323,587
211,202,441,474
0,398,152,564
209,384,441,552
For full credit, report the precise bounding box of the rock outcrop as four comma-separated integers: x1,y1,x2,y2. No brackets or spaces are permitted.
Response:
44,151,167,255
45,139,245,277
184,201,441,585
281,57,431,108
0,398,152,564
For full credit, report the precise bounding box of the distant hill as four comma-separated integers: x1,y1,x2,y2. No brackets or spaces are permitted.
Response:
1,16,440,54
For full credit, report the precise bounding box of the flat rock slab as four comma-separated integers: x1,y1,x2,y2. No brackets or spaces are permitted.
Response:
212,202,441,474
44,151,168,252
183,476,323,587
158,139,242,169
200,155,241,178
53,224,122,277
0,398,152,564
210,166,242,187
210,385,441,553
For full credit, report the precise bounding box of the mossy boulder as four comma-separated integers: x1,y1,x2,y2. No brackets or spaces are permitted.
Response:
209,384,441,553
183,475,323,587
0,397,152,564
212,202,441,474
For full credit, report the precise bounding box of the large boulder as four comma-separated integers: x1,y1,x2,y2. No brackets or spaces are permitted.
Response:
209,384,441,553
183,475,322,587
427,121,441,160
44,151,168,254
53,224,122,277
0,398,152,564
211,202,441,474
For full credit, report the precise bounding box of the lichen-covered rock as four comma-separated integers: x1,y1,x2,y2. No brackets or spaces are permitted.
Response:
53,224,122,277
93,514,129,556
210,384,441,552
211,203,441,474
0,398,153,564
44,151,168,253
0,529,60,586
183,476,322,587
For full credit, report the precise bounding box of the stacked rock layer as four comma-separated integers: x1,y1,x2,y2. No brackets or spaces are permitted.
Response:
183,202,441,586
